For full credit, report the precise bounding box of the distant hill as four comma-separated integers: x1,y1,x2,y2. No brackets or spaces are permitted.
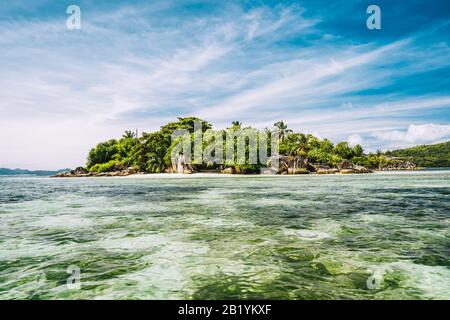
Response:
0,168,71,176
385,141,450,168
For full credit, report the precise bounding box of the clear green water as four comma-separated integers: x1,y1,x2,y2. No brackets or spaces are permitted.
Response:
0,172,449,300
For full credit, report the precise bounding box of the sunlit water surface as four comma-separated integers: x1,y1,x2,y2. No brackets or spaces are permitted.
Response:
0,171,449,299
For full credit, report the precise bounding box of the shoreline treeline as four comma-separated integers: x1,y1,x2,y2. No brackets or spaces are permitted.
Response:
83,117,419,175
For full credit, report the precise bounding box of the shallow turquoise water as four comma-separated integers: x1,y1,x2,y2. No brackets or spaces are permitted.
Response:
0,172,449,299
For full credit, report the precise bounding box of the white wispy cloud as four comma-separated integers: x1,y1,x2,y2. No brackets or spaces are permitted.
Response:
196,40,410,120
0,2,448,169
348,134,363,146
374,124,450,145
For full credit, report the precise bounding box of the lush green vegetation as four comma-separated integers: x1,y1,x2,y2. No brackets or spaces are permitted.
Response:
87,117,212,173
86,117,435,173
385,141,450,167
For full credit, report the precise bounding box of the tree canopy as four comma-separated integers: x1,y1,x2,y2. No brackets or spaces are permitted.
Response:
85,118,435,173
385,141,450,167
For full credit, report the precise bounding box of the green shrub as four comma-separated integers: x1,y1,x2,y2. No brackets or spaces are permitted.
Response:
89,160,122,173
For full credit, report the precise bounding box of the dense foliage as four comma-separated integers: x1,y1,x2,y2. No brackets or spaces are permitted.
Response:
86,118,443,173
87,117,212,173
385,141,450,167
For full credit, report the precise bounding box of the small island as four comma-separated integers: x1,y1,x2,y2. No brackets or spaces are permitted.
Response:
55,117,423,178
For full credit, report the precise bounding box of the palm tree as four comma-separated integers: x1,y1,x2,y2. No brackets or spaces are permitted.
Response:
263,127,271,135
274,121,292,141
297,134,310,155
298,134,313,167
122,130,136,139
231,121,242,130
286,133,311,172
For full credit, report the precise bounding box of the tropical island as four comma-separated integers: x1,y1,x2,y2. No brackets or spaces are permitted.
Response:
51,117,441,178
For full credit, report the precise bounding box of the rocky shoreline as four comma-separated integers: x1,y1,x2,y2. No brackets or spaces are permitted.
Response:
53,158,421,178
378,157,419,171
53,166,141,178
54,160,373,178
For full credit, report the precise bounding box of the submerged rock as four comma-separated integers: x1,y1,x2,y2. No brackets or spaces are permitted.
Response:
353,165,372,173
288,168,309,174
338,160,353,170
316,168,337,174
221,167,234,174
53,165,142,178
113,162,125,171
312,161,370,174
74,167,89,174
126,166,138,174
380,158,418,171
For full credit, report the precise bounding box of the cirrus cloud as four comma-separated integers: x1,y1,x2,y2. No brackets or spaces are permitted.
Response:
0,1,449,169
374,124,450,145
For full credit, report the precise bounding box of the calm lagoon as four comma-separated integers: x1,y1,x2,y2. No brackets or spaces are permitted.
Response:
0,171,449,299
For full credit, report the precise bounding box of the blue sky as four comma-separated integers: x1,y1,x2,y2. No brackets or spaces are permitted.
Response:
0,0,449,169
